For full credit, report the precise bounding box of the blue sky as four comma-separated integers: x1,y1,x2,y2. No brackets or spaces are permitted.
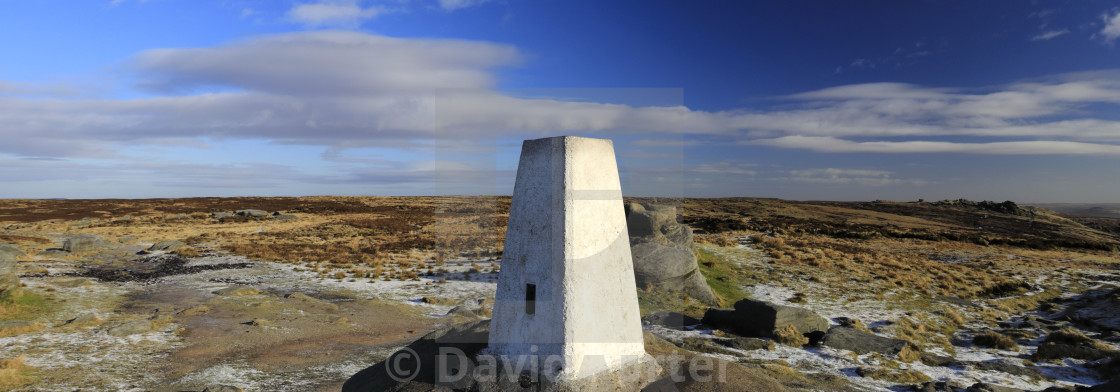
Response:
2,0,1120,202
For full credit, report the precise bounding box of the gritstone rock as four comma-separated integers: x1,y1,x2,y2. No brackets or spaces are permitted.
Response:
627,203,719,305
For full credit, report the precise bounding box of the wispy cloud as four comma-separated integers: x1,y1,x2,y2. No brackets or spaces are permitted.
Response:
780,168,918,186
632,139,698,148
132,31,522,95
690,161,757,177
437,0,496,11
3,31,1120,182
1031,29,1069,41
1100,9,1120,43
287,0,388,27
750,136,1120,156
835,41,930,74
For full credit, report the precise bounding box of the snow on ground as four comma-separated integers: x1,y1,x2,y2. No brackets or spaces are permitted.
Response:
644,324,1091,391
155,254,499,315
2,328,184,391
3,252,501,390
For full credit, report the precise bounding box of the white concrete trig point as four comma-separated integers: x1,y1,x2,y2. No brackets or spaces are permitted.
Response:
487,136,660,390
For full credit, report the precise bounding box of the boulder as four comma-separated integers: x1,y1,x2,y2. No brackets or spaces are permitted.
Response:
235,209,269,217
148,240,186,252
919,353,954,367
627,203,719,305
202,385,244,392
716,337,774,351
642,311,701,330
821,326,914,356
0,243,24,260
910,381,961,392
1034,341,1120,361
62,235,105,253
1056,288,1120,333
1089,378,1120,392
965,383,1024,392
702,298,829,339
211,212,234,218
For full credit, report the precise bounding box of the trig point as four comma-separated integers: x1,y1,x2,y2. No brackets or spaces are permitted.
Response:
487,136,661,390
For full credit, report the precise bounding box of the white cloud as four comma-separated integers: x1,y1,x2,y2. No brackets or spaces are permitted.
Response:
690,161,757,177
1101,9,1120,43
0,79,78,97
632,139,699,148
4,31,1120,166
1031,29,1069,41
287,0,387,27
775,168,922,187
132,31,522,95
781,168,914,186
750,136,1120,156
438,0,495,11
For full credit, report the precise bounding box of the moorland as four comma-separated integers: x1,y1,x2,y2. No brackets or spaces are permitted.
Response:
0,196,1118,391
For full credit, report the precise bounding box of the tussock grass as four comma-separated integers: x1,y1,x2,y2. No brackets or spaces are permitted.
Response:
973,330,1019,351
1044,328,1110,349
774,324,809,347
855,367,930,383
0,355,35,389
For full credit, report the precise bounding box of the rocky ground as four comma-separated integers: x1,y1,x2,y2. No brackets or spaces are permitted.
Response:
0,197,1117,391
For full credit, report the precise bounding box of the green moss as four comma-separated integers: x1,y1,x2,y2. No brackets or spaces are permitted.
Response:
695,247,750,307
0,290,58,322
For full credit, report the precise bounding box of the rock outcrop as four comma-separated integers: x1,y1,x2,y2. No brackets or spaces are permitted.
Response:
235,209,269,217
702,298,829,339
148,240,187,252
62,234,106,254
1056,288,1120,333
642,311,701,330
627,203,719,305
821,326,916,357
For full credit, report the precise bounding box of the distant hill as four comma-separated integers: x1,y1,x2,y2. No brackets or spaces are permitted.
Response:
1028,203,1120,218
673,198,1120,251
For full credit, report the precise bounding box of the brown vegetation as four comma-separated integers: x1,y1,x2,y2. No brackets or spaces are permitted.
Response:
973,330,1019,351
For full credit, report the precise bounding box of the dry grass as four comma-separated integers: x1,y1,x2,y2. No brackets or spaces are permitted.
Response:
855,367,930,383
774,324,809,347
0,289,56,323
0,234,50,245
0,355,35,389
0,321,44,338
973,330,1019,351
1043,328,1110,350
